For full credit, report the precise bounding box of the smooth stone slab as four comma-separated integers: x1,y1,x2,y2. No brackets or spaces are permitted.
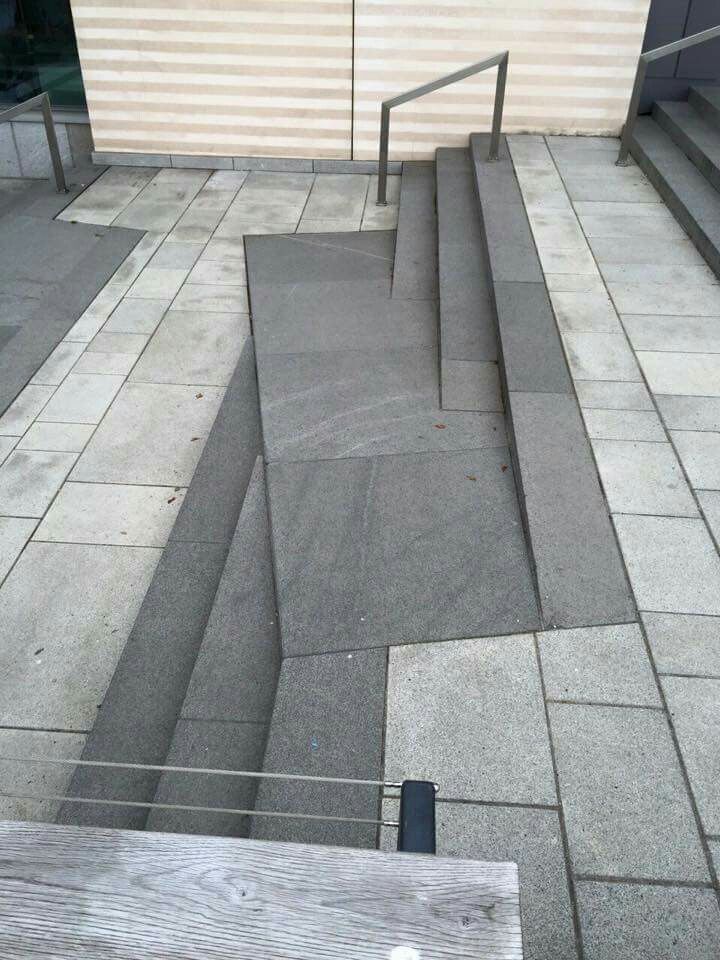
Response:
582,409,665,442
245,231,395,285
509,391,635,629
130,310,249,387
385,634,555,804
71,382,224,487
639,352,720,396
658,395,720,431
643,612,720,677
614,515,720,616
672,430,720,490
0,450,76,518
662,676,720,834
577,211,687,241
0,516,35,584
172,283,249,314
58,540,226,830
64,283,127,342
37,373,124,425
562,331,642,382
0,384,55,435
592,439,698,516
601,262,717,286
34,482,185,547
699,490,720,542
0,728,85,822
252,649,386,848
437,260,497,361
127,267,189,300
494,282,572,394
201,237,246,262
549,703,707,880
149,243,204,269
549,291,621,334
577,882,720,960
0,542,160,729
588,235,705,266
623,314,720,354
576,380,654,411
302,173,369,221
58,167,156,226
18,422,95,453
607,281,720,317
537,623,659,706
104,298,170,335
87,331,148,357
31,342,86,386
186,260,246,286
72,352,137,377
441,359,503,412
268,447,539,655
525,208,586,250
258,347,505,462
0,436,16,465
391,161,438,300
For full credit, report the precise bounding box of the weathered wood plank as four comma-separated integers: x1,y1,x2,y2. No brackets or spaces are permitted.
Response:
0,820,522,959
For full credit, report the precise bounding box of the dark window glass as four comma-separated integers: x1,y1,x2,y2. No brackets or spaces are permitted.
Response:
0,0,85,108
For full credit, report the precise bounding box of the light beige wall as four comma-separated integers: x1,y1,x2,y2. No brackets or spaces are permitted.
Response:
71,0,651,161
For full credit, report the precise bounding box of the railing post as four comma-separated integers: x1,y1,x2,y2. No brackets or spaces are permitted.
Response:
376,102,391,205
488,52,508,162
39,92,68,193
617,57,648,166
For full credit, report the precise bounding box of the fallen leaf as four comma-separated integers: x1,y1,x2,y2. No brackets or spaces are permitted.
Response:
434,423,446,430
501,464,508,472
167,496,176,504
34,648,44,656
195,392,204,399
191,436,200,441
466,475,477,481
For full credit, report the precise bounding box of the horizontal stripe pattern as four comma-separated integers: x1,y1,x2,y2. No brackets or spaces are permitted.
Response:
71,0,651,160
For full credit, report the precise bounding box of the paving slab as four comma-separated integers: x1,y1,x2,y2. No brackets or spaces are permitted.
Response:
549,291,621,334
563,331,642,382
252,648,386,848
37,373,124,424
0,384,55,435
71,382,224,487
17,422,95,453
268,447,539,654
592,439,698,517
172,283,249,314
64,283,127,341
672,430,720,490
658,395,720,431
549,703,707,880
0,541,160,730
588,235,705,267
71,352,137,376
201,237,246,262
437,262,497,361
538,246,599,276
127,267,188,301
236,170,313,204
602,262,718,286
385,635,556,804
642,612,720,678
58,167,156,226
608,281,720,317
130,310,249,387
149,243,204,270
525,208,587,250
103,298,170,335
577,211,688,240
614,515,720,616
166,206,225,245
0,516,36,585
545,274,607,294
440,359,502,412
31,342,86,386
213,217,298,239
258,346,505,462
662,676,720,835
508,391,635,629
302,173,369,220
639,352,720,396
87,331,148,357
576,380,654,411
391,161,437,300
113,168,208,232
538,623,659,706
244,231,395,286
577,882,720,960
582,408,666,442
186,260,246,286
699,489,720,542
623,314,720,355
0,729,86,822
0,450,76,518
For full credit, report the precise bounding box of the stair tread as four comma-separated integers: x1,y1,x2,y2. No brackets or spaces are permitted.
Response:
654,100,720,181
391,161,438,300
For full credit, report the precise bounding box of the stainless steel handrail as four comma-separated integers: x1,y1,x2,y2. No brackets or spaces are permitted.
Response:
376,51,509,204
0,92,68,192
617,23,720,165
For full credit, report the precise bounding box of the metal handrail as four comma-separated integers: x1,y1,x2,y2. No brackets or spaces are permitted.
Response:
617,23,720,165
0,92,67,192
376,51,509,204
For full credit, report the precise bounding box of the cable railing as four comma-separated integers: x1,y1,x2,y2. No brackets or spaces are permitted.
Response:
0,91,67,193
376,51,509,204
617,23,720,165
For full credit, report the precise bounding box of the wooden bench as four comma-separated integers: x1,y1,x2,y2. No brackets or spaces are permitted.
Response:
0,820,522,958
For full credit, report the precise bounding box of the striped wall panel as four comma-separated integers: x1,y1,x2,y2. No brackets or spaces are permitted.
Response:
71,0,652,161
71,0,354,159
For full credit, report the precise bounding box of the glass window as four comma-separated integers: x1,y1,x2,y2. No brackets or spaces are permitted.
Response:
0,0,85,109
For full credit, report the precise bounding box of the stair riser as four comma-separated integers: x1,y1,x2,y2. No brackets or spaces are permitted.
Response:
689,87,720,131
631,136,720,280
653,102,720,194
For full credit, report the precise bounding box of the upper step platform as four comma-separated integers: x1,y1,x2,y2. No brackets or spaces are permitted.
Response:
653,98,720,193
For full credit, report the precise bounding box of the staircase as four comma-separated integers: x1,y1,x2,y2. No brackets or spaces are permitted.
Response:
630,86,720,277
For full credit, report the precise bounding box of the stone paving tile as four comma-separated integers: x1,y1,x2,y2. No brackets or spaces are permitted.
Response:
71,352,137,377
237,170,314,204
165,206,225,244
642,612,720,678
213,218,297,239
538,623,660,706
185,260,246,286
227,200,307,224
0,541,161,729
57,166,156,226
382,799,578,960
172,282,249,313
296,218,360,232
639,352,720,397
577,211,688,241
71,382,224,486
549,703,707,880
614,515,720,616
657,395,720,431
576,380,654,411
130,310,249,387
550,291,622,333
623,314,720,354
562,171,660,204
106,231,164,289
0,450,76,518
148,242,204,270
37,373,124,424
593,439,698,517
699,490,720,542
582,408,666,442
563,332,642,381
200,237,246,262
31,342,85,386
672,431,720,490
34,482,185,548
526,209,587,249
63,283,127,342
17,422,95,453
87,331,148,358
301,174,369,221
604,262,718,287
204,170,248,192
607,282,720,317
544,274,607,293
577,882,720,960
0,435,17,464
0,517,35,584
0,384,55,435
113,168,208,232
513,166,573,211
663,676,720,835
361,203,399,231
538,246,599,275
103,298,170,335
385,635,555,804
588,235,709,266
127,266,189,300
0,729,86,821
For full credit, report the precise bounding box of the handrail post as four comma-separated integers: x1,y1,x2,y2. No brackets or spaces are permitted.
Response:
39,92,68,193
377,102,391,206
488,52,508,162
617,58,648,166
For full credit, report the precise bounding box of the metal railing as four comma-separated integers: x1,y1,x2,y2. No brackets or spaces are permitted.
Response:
617,23,720,165
376,51,509,204
0,91,67,192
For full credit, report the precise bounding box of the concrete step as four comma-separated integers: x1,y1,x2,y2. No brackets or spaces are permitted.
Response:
435,146,501,412
653,99,720,192
689,85,720,130
391,161,438,300
631,115,720,279
147,457,280,838
57,339,262,831
470,132,636,630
